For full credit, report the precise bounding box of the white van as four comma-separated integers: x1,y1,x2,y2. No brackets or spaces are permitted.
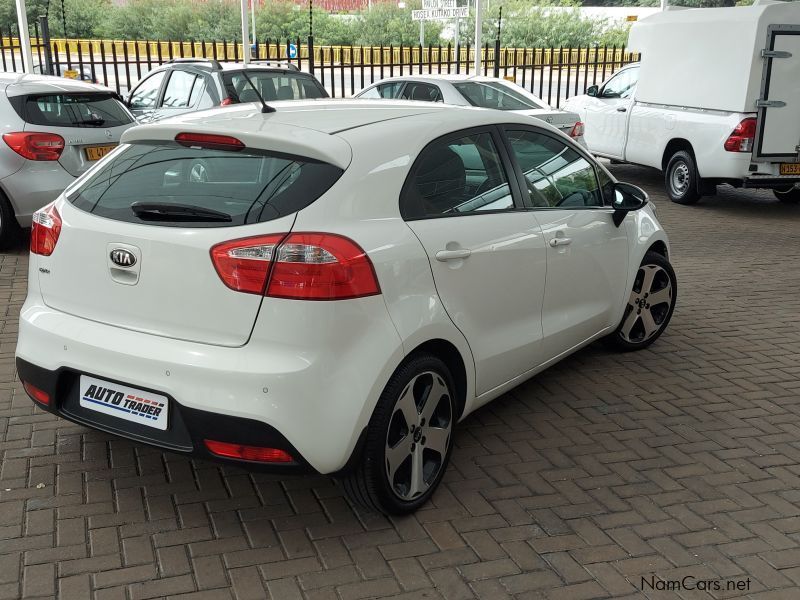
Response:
565,0,800,205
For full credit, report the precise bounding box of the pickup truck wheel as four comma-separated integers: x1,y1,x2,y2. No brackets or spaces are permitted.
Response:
665,151,701,205
604,251,677,352
773,187,800,204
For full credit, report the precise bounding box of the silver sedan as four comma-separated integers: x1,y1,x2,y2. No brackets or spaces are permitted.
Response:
355,75,586,146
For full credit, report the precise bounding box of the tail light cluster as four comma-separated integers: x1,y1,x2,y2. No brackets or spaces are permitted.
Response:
569,121,585,139
724,118,757,153
3,132,65,161
211,232,380,300
31,203,62,256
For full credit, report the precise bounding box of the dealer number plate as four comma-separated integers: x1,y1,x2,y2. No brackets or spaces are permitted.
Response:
780,163,800,176
85,145,116,161
79,375,168,430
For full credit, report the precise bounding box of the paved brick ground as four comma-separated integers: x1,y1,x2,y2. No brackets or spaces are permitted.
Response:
2,166,800,600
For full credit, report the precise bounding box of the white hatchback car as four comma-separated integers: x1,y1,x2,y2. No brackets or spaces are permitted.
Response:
16,100,676,514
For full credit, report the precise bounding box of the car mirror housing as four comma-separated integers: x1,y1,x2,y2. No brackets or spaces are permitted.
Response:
612,182,648,227
586,85,599,97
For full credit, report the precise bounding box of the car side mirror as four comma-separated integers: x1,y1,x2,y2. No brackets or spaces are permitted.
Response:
612,182,648,227
586,85,599,97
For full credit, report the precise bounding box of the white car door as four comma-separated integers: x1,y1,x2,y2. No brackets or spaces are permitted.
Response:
502,127,629,359
402,128,548,396
582,67,638,159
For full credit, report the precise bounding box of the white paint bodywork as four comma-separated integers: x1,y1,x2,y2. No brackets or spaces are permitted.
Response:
16,100,670,474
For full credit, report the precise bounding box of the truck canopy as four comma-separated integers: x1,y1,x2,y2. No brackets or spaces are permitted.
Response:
628,0,800,114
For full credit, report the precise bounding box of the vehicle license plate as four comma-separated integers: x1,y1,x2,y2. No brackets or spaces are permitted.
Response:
79,375,169,430
779,163,800,176
85,145,116,161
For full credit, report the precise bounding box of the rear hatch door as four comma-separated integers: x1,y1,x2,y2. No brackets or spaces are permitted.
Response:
755,25,800,164
38,137,344,347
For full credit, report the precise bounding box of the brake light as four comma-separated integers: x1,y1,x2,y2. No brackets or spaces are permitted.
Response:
3,132,65,161
204,440,293,463
569,121,585,138
30,203,62,256
23,381,50,405
211,234,287,294
175,132,245,151
724,118,757,153
267,233,381,300
220,97,235,106
210,232,381,300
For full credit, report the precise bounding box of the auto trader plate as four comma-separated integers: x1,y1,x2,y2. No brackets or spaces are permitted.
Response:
779,163,800,176
79,375,168,430
85,145,116,161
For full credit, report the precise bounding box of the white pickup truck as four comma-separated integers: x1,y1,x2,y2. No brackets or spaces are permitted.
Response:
564,0,800,205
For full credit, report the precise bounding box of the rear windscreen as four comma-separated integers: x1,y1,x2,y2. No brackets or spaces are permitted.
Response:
67,143,343,227
11,93,134,128
222,71,328,103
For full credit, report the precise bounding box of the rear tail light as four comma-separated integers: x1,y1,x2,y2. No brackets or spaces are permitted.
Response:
210,232,380,300
569,121,585,138
175,132,245,151
220,97,235,106
724,118,757,153
30,203,62,256
3,132,65,161
23,381,50,405
204,440,293,463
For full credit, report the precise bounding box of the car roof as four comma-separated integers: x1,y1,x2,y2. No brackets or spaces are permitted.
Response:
0,73,111,95
368,74,513,85
121,99,563,169
151,60,306,75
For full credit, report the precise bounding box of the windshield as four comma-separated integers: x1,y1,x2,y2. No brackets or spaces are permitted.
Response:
452,81,547,111
12,93,133,128
68,143,343,227
222,71,328,103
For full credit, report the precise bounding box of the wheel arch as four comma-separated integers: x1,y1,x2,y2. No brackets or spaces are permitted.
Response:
646,240,669,260
661,138,695,171
405,338,468,422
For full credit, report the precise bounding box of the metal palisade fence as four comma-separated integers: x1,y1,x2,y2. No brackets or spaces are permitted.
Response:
1,26,639,108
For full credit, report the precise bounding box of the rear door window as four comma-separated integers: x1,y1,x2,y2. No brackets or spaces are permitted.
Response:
11,93,134,128
129,71,166,110
400,82,443,102
161,70,201,108
67,143,343,227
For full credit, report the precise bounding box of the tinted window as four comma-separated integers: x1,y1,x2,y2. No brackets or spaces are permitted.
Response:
452,81,544,110
68,143,343,228
602,68,639,99
506,129,603,208
14,93,133,128
129,71,166,110
162,70,200,108
375,82,404,98
223,71,327,103
401,132,514,219
400,82,442,102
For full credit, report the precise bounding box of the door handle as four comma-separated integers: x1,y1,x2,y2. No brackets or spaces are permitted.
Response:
436,249,472,261
616,106,628,112
549,237,572,247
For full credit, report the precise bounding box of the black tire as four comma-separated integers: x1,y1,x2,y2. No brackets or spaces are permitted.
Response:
604,251,677,352
0,192,20,251
341,353,456,515
773,187,800,204
665,150,702,205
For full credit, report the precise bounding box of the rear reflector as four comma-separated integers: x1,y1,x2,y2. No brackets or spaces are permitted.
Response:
3,132,65,161
175,132,245,151
23,381,50,405
724,118,757,153
204,439,293,463
211,232,381,300
220,97,235,106
30,203,62,257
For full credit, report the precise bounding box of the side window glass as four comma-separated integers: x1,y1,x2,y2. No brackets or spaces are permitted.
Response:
506,129,603,209
358,86,381,99
401,83,442,102
162,71,199,108
401,132,514,219
129,71,166,110
376,82,402,98
190,77,211,108
597,164,615,205
602,69,637,99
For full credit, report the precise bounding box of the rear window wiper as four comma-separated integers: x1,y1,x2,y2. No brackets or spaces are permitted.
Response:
131,202,232,222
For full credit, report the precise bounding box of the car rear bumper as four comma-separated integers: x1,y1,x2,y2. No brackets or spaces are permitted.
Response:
15,291,405,473
0,161,75,227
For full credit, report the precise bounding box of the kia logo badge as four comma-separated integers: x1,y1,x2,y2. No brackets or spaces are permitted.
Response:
110,249,136,268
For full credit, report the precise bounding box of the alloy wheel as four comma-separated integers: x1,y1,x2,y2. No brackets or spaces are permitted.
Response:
619,263,674,344
385,371,452,501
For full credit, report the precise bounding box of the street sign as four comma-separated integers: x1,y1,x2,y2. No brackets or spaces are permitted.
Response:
287,43,298,59
412,0,468,21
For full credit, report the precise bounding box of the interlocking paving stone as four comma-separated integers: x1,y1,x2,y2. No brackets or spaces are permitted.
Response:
1,165,800,598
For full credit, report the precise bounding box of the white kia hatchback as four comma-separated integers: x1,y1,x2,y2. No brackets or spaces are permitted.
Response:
16,100,676,514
